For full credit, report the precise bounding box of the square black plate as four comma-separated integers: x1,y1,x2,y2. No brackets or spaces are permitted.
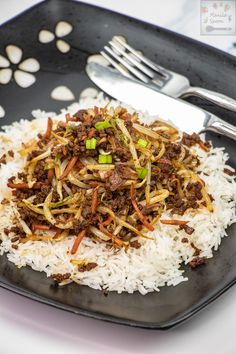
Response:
0,0,236,329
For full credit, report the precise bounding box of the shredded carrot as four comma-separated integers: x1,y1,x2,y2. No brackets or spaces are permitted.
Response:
45,117,53,139
102,215,113,226
160,219,188,225
198,141,210,152
7,182,41,189
130,184,154,231
66,113,77,122
88,128,96,139
157,158,172,165
91,187,99,214
47,168,54,183
71,229,86,254
58,156,78,180
53,229,62,239
32,224,51,231
99,222,123,247
65,113,71,122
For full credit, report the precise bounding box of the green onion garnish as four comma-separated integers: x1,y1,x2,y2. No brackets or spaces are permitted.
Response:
98,154,112,164
86,138,97,149
94,121,111,130
137,167,148,179
66,125,73,133
137,138,148,148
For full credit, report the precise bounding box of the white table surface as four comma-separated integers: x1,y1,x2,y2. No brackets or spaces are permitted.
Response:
0,1,236,354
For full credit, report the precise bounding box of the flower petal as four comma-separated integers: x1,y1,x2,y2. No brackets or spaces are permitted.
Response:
80,87,98,100
51,86,75,101
0,68,12,84
87,54,110,67
55,21,73,38
0,105,5,118
14,70,36,88
38,30,55,43
56,39,70,53
0,55,10,68
18,58,40,73
6,45,23,64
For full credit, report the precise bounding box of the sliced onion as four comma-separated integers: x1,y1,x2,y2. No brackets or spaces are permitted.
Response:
89,226,110,241
86,164,115,171
43,191,56,225
68,172,90,188
133,123,165,140
31,149,51,163
116,118,140,169
23,199,44,215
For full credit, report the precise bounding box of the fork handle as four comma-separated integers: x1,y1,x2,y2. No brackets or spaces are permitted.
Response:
181,86,236,113
205,115,236,141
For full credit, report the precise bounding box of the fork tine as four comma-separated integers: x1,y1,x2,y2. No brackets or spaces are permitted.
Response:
114,36,168,79
109,40,155,79
100,51,135,79
103,45,149,84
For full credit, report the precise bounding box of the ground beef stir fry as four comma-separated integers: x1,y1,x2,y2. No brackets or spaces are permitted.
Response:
6,106,214,271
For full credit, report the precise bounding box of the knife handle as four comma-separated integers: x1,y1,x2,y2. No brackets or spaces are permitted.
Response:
206,116,236,141
181,87,236,113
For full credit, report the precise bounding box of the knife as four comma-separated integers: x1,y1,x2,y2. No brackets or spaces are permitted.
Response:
86,62,236,141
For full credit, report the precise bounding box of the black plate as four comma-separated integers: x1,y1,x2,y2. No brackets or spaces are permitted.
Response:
0,0,235,330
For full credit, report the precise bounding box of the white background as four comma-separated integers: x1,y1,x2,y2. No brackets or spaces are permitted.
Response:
0,1,236,354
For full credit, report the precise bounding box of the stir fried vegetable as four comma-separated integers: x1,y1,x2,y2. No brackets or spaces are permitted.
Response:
7,104,213,255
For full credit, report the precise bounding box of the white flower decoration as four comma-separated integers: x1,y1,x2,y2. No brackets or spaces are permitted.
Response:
51,85,75,101
38,21,73,53
0,105,5,118
0,45,40,88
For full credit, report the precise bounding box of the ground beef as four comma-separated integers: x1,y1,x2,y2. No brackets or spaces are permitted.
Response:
17,172,27,181
224,168,235,176
181,237,189,243
27,150,44,161
106,165,136,191
34,184,51,203
12,187,35,200
18,207,42,227
52,273,71,282
163,143,181,160
8,150,14,158
189,256,206,268
33,161,48,181
73,109,87,122
78,262,97,272
181,132,211,150
130,240,141,249
4,226,25,238
0,154,7,165
179,224,195,235
191,242,200,256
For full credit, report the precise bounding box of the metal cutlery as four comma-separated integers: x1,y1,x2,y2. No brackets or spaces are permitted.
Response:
86,62,236,141
100,36,236,112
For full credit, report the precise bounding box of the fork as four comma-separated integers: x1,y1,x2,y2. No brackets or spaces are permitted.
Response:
101,36,236,113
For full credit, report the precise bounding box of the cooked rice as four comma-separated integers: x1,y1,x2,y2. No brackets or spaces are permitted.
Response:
0,93,235,294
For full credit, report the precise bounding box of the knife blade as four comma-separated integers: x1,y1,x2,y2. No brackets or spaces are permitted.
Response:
86,62,236,140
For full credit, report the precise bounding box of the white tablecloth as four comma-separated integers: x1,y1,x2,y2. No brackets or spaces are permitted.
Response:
0,1,236,354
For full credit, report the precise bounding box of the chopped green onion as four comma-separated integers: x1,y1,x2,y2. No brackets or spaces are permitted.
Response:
54,154,62,163
94,121,111,130
137,138,148,148
98,154,112,164
86,138,97,149
137,167,148,179
66,125,73,133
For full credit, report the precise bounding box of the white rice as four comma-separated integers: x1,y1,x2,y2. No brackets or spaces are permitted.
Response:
0,93,236,294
